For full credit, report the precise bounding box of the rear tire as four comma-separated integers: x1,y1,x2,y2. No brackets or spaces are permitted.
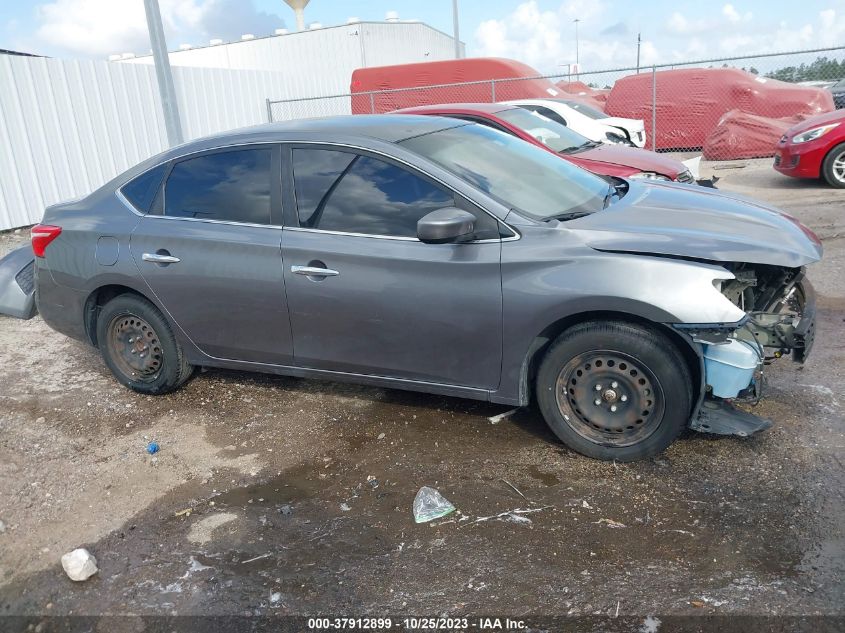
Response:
96,293,193,394
821,142,845,188
535,321,692,461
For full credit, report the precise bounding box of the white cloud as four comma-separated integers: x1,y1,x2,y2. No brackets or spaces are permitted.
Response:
666,12,690,34
473,1,845,81
722,4,741,23
30,0,286,58
474,0,632,73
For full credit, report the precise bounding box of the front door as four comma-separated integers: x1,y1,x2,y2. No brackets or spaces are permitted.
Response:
130,145,293,365
281,146,503,389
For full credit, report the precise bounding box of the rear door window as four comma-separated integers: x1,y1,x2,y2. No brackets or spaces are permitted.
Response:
164,148,272,224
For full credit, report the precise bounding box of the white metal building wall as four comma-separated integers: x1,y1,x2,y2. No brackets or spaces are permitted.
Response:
0,55,304,231
0,55,167,231
121,21,463,99
0,21,462,231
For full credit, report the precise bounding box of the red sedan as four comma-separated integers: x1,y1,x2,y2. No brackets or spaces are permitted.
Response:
775,110,845,187
392,103,694,183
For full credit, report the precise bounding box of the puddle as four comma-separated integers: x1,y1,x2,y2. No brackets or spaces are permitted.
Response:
527,465,560,486
215,463,323,509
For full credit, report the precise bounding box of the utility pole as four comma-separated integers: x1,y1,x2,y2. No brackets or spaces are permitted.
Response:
143,0,183,146
636,32,641,74
452,0,461,59
573,18,580,78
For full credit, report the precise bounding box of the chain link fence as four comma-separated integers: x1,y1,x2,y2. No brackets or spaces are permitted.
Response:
267,46,845,161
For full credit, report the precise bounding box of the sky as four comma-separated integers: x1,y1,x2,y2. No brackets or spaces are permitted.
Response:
1,0,845,73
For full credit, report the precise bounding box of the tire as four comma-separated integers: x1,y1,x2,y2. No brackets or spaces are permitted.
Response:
535,320,692,462
821,142,845,188
96,293,193,394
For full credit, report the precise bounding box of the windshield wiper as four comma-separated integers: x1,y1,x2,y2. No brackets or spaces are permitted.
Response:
560,140,601,155
546,211,592,222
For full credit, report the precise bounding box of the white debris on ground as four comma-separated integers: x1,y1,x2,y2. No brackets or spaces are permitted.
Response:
60,548,98,581
503,513,533,525
487,408,519,425
594,518,627,528
181,556,213,578
463,506,551,527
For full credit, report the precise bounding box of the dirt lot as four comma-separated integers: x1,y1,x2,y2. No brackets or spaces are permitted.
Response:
0,159,843,627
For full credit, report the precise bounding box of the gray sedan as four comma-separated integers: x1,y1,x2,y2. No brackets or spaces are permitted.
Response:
7,115,821,461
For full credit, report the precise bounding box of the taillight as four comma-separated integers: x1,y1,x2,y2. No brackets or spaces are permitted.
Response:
31,224,62,258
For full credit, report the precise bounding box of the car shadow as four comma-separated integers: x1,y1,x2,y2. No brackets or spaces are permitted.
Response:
195,366,559,445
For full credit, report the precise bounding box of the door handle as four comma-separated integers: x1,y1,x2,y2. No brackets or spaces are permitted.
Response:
142,253,181,264
291,265,339,277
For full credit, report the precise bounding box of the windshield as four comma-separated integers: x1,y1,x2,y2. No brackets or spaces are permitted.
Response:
834,78,845,90
561,100,608,120
494,108,593,153
400,123,609,221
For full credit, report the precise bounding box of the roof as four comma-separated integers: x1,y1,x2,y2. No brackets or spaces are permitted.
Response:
222,114,466,142
392,103,516,115
107,114,475,194
123,21,463,59
0,48,43,58
135,115,468,171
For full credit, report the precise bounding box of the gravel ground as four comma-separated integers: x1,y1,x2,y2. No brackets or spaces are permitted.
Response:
0,158,842,627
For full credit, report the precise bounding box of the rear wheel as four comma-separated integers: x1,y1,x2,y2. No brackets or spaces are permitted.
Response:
822,142,845,188
536,321,692,461
96,294,193,394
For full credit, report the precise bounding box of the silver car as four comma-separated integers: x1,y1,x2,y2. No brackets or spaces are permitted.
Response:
2,115,821,461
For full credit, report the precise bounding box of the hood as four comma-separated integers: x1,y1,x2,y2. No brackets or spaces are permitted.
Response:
576,144,684,178
783,109,845,136
567,181,823,268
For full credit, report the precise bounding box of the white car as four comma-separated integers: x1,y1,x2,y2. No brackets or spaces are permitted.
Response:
506,99,647,148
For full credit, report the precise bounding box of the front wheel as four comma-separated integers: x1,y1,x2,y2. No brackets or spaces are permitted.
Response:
536,321,692,461
96,293,194,394
822,142,845,188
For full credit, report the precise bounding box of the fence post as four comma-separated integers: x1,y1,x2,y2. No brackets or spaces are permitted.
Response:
369,92,376,114
265,98,273,123
651,65,657,152
491,79,496,102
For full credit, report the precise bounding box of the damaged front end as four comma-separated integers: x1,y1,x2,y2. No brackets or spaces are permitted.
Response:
678,263,816,437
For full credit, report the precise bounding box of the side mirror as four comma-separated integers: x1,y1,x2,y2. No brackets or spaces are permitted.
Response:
417,207,476,244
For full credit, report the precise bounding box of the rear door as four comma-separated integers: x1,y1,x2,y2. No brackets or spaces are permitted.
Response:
281,145,504,389
129,145,293,365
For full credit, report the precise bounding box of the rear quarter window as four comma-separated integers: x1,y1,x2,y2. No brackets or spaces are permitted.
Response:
121,163,168,214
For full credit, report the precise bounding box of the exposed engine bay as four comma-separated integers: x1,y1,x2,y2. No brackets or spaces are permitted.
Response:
683,263,816,437
681,263,815,364
719,263,815,363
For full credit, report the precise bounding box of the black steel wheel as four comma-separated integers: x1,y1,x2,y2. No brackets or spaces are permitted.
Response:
97,293,193,394
108,314,164,383
536,321,693,461
555,351,665,448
